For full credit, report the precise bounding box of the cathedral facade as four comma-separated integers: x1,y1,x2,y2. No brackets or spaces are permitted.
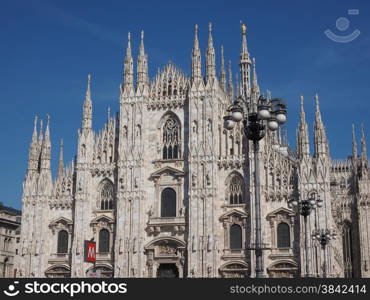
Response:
15,24,370,278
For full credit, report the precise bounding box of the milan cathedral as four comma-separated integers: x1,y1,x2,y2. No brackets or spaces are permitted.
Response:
15,23,370,278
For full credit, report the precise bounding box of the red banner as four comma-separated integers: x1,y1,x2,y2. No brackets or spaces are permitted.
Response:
84,240,96,263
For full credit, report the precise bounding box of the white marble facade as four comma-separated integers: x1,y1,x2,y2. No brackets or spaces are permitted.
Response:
15,24,370,278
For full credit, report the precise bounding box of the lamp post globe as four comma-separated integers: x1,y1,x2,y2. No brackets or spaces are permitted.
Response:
276,113,287,124
267,119,279,131
232,110,244,122
223,116,235,130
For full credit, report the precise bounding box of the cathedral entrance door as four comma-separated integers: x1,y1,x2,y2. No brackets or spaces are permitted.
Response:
156,264,179,278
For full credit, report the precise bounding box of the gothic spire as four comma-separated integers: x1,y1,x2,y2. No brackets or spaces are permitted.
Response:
235,72,240,97
38,119,43,146
40,114,51,170
239,22,251,100
220,45,226,92
252,58,258,88
297,95,310,157
191,24,202,83
32,115,38,144
123,32,134,91
352,124,358,161
314,93,329,157
227,60,234,101
361,123,367,161
251,57,260,107
27,116,39,172
206,22,216,83
137,30,148,88
240,22,249,57
82,74,92,129
57,139,64,179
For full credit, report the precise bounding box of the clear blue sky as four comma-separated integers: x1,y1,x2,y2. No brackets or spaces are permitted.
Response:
1,0,369,209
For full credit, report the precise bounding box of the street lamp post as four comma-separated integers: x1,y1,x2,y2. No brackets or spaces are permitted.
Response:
312,229,336,278
224,95,287,278
288,193,323,277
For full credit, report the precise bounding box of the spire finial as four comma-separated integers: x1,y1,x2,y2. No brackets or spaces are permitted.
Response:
82,75,92,129
191,24,202,83
361,123,367,160
228,60,234,101
206,22,215,82
299,95,307,125
45,114,50,139
34,115,38,130
32,115,38,142
239,20,251,99
240,20,247,35
137,29,148,87
352,123,358,160
300,95,304,109
252,57,258,85
123,32,134,90
220,45,226,91
235,72,240,96
194,24,199,49
313,93,329,156
39,119,43,135
86,74,91,101
139,30,145,54
126,31,132,56
240,21,248,55
221,46,225,72
58,138,64,178
207,22,214,49
298,95,310,157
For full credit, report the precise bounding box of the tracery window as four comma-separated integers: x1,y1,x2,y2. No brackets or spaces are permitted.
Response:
100,180,114,210
277,222,290,248
57,230,68,254
162,117,181,160
227,173,244,204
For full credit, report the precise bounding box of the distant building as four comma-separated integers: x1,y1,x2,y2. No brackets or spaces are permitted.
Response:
0,202,21,277
15,24,370,278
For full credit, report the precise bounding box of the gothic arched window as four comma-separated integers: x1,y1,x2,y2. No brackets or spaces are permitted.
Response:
99,229,110,253
57,230,68,254
227,173,244,204
161,188,176,217
277,222,290,248
100,180,114,210
230,224,242,249
162,116,181,160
